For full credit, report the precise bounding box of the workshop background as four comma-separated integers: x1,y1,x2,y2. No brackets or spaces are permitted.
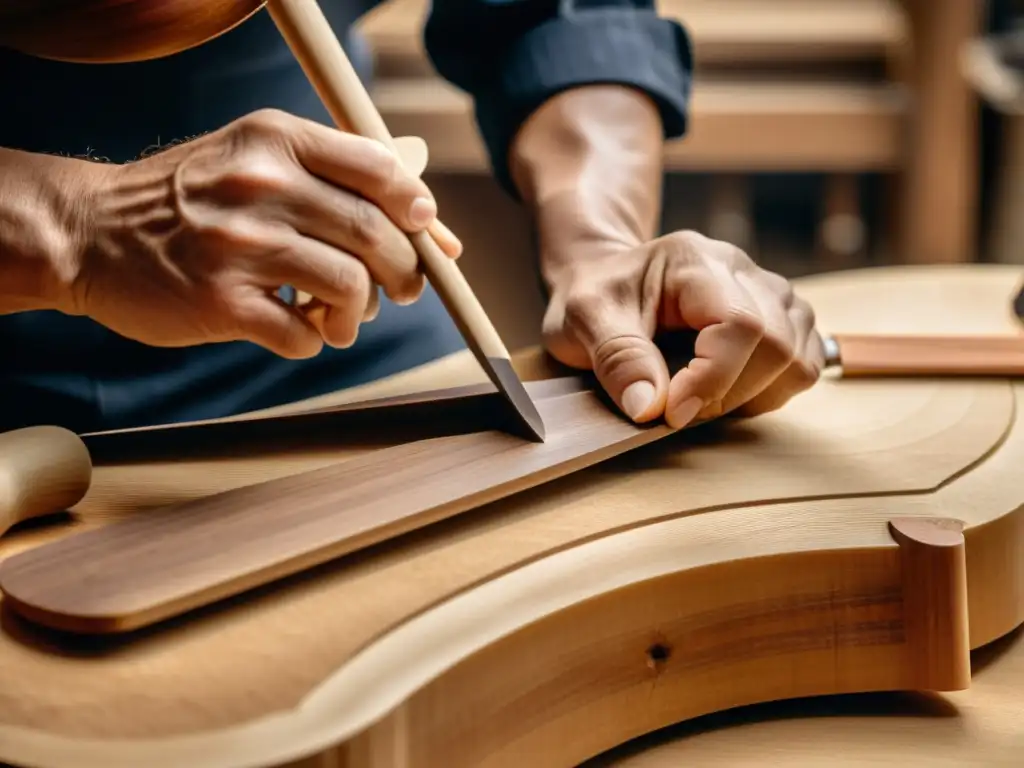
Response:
352,0,1022,351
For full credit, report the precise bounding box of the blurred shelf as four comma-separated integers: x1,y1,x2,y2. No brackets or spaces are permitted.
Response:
374,77,908,172
357,0,908,77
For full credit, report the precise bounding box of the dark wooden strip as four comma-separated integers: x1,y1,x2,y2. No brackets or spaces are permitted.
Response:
0,388,674,635
82,375,590,464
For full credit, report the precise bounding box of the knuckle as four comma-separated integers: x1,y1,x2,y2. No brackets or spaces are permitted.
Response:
664,230,708,259
235,108,294,141
725,304,766,340
347,198,387,251
364,142,401,190
218,155,292,201
792,295,817,329
792,361,821,390
605,272,638,306
562,289,606,333
763,329,797,365
198,212,263,249
330,258,371,301
727,242,755,265
780,361,819,397
673,229,708,248
775,274,796,306
592,334,652,376
381,240,423,303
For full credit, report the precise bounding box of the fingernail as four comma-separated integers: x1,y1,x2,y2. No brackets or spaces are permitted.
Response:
622,381,656,421
409,197,437,228
669,396,703,428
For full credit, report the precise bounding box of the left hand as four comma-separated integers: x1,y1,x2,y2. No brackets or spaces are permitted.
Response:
541,230,826,428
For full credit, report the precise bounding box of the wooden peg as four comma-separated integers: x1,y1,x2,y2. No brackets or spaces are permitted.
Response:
888,516,971,691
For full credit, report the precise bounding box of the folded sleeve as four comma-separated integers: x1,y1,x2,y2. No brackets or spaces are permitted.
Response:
423,0,693,196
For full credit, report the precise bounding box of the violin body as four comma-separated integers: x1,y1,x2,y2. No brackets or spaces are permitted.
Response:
0,0,267,63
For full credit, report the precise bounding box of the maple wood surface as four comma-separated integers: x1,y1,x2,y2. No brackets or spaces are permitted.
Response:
0,264,1022,768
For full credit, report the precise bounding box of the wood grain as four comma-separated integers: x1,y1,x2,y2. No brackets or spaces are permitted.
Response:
0,385,671,634
0,264,1022,768
0,0,266,62
588,627,1024,766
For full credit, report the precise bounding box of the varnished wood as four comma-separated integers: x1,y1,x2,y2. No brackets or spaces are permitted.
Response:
9,321,1023,635
0,0,266,62
828,333,1024,376
0,265,1021,768
0,383,669,634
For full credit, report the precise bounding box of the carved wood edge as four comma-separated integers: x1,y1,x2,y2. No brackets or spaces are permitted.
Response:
0,379,1015,767
0,508,986,768
0,263,1017,767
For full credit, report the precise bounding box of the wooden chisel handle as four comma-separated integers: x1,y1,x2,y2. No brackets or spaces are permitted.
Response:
266,0,512,363
0,426,92,538
825,334,1024,377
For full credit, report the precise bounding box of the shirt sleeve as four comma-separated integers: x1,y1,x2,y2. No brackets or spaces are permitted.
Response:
422,0,693,197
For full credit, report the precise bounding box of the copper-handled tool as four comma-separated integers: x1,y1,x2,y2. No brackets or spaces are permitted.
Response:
0,426,93,539
822,277,1024,377
822,334,1024,377
265,0,546,442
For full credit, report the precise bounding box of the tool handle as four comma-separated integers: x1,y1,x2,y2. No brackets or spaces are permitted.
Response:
830,334,1024,376
0,426,92,538
266,0,510,362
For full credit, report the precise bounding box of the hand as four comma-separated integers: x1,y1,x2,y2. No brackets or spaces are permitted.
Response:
62,108,461,358
541,230,825,428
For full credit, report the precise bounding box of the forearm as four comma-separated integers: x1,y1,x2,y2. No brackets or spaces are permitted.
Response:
509,85,664,285
0,147,88,314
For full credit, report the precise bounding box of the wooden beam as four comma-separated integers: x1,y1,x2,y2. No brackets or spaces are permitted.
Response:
357,0,909,77
895,0,984,264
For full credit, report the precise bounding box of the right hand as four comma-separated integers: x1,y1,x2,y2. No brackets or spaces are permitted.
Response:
62,108,460,358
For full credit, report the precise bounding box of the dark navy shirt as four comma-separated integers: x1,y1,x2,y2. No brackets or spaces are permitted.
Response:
0,0,692,433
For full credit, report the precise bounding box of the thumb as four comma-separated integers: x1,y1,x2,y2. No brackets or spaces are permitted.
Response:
593,333,672,423
562,296,671,423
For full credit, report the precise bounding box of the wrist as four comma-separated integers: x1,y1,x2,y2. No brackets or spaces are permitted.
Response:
0,148,100,313
508,85,663,285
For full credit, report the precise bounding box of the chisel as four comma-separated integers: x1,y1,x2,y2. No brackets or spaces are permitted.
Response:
267,0,546,442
